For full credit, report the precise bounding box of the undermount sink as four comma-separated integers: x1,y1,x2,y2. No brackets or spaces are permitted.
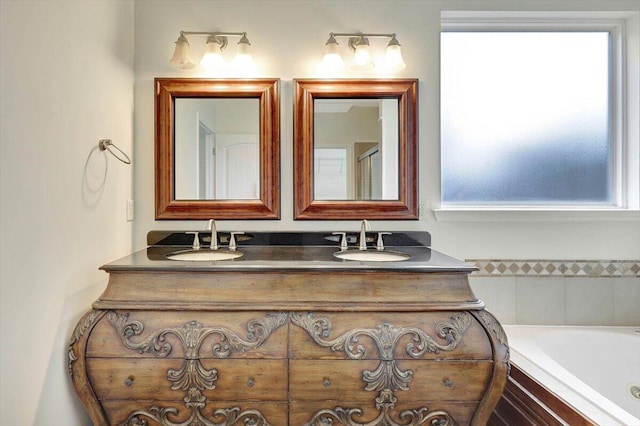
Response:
166,250,244,261
333,250,411,262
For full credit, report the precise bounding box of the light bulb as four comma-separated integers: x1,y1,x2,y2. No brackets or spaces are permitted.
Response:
321,34,344,71
351,37,374,71
200,36,226,71
232,34,256,74
384,36,406,71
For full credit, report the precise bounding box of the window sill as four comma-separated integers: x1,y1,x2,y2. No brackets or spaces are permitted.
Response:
432,208,640,222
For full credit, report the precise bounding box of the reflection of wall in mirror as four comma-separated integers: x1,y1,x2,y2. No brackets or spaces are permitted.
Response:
314,106,380,199
380,99,398,200
314,148,348,199
174,99,259,200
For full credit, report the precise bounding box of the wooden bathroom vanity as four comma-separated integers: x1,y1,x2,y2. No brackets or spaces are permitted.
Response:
69,232,509,426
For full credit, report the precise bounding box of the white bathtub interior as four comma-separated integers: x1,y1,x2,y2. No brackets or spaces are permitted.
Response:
504,326,640,426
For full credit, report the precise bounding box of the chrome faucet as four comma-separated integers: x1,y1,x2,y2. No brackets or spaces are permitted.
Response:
229,232,244,251
208,219,218,250
359,219,371,250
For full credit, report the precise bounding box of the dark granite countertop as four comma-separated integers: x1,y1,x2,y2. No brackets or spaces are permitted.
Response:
101,231,476,273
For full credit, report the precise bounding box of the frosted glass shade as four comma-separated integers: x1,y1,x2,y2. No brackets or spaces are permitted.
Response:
385,44,406,71
169,34,196,69
321,37,344,70
231,35,255,72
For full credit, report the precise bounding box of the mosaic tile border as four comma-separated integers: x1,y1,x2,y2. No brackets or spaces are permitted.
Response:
466,259,640,278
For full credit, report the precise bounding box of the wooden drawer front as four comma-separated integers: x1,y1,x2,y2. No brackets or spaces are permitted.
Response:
87,310,287,359
290,359,493,402
291,400,478,426
102,400,288,426
101,271,476,306
88,358,287,401
289,311,491,360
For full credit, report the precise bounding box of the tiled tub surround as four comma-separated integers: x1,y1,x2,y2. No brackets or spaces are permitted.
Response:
470,260,639,278
467,260,640,326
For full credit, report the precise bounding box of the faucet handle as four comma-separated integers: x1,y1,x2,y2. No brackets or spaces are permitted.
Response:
186,232,200,249
229,232,244,251
332,232,348,250
376,232,391,251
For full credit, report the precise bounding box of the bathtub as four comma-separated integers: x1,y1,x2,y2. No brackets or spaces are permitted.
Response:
504,326,640,426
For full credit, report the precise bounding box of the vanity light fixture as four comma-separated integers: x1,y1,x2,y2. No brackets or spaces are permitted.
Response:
169,31,255,72
321,32,406,72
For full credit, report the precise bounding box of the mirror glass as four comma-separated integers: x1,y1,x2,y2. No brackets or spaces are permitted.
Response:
314,99,399,201
294,79,418,220
174,98,260,200
155,78,280,220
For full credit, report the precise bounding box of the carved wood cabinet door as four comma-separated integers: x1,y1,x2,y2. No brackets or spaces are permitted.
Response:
71,310,289,426
288,311,497,426
70,309,508,426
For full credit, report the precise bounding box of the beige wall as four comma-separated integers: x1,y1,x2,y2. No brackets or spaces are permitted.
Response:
0,0,134,424
133,0,640,261
0,0,638,424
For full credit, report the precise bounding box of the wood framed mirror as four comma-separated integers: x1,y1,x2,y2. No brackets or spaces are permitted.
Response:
293,79,418,220
155,78,280,220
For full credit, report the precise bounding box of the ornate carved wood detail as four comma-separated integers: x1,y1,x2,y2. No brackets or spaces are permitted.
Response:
470,310,511,425
289,312,471,361
305,393,459,426
121,406,271,426
290,312,470,426
68,309,105,377
106,311,287,359
476,310,510,371
107,312,286,426
476,311,507,347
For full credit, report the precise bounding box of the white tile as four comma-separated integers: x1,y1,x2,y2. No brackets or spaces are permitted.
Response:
613,277,640,325
565,278,614,325
515,277,565,325
469,276,516,324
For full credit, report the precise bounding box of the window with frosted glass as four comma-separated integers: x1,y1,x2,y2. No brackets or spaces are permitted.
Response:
441,32,611,205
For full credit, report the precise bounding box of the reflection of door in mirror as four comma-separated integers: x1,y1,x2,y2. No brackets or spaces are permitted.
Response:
198,122,214,198
356,144,381,200
174,98,259,200
314,99,398,200
215,134,259,199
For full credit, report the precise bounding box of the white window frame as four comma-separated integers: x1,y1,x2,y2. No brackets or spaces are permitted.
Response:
436,11,640,222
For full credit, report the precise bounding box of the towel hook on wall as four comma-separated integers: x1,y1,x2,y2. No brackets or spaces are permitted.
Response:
98,139,131,165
